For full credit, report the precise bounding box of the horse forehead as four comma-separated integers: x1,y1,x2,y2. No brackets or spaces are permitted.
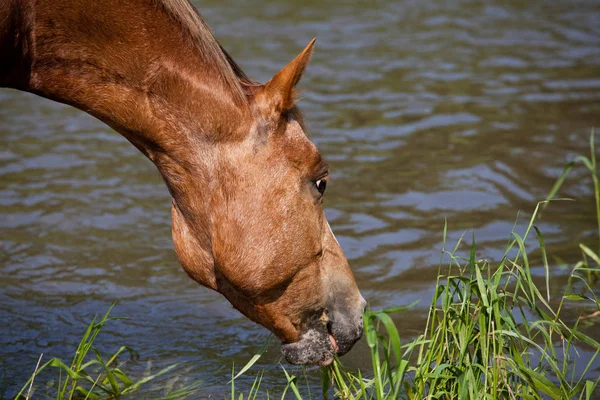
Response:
281,119,320,164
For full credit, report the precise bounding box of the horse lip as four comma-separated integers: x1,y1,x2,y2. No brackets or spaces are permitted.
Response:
326,321,339,353
328,332,339,353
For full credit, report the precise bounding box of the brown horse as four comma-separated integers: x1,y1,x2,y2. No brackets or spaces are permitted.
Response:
0,0,366,365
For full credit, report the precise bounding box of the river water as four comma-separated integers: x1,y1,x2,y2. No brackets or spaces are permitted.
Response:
1,0,599,397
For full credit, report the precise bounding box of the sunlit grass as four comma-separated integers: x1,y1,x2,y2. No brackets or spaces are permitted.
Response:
13,305,201,400
323,213,600,399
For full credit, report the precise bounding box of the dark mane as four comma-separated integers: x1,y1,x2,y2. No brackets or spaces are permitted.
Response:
156,0,258,104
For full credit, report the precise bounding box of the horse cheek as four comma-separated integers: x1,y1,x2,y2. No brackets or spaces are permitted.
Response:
171,203,217,290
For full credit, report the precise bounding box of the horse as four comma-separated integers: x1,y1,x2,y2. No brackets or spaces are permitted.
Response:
0,0,366,365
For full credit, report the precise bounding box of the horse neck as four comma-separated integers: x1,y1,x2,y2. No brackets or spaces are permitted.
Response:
0,0,250,166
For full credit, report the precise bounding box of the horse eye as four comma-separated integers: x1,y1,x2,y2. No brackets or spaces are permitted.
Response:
315,179,327,195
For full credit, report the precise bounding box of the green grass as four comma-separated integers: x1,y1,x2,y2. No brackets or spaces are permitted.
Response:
13,305,201,400
324,213,600,400
14,130,600,399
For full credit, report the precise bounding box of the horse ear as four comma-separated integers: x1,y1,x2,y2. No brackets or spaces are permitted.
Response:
261,38,316,113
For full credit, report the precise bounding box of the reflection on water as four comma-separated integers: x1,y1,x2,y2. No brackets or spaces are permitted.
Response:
1,0,599,395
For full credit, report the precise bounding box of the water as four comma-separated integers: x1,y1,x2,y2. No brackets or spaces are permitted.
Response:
1,0,600,396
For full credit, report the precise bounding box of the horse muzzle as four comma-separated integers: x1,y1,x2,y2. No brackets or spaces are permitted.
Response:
281,296,366,365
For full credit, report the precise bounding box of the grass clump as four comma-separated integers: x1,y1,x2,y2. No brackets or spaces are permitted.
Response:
14,304,200,400
327,217,600,399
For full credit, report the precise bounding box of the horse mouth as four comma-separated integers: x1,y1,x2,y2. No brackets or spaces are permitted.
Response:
280,311,362,365
326,317,340,354
280,323,337,366
329,332,339,353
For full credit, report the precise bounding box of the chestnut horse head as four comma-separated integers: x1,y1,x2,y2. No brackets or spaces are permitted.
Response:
170,38,366,365
0,0,365,365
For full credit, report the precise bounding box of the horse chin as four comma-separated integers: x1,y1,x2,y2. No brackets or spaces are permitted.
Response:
281,325,336,366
